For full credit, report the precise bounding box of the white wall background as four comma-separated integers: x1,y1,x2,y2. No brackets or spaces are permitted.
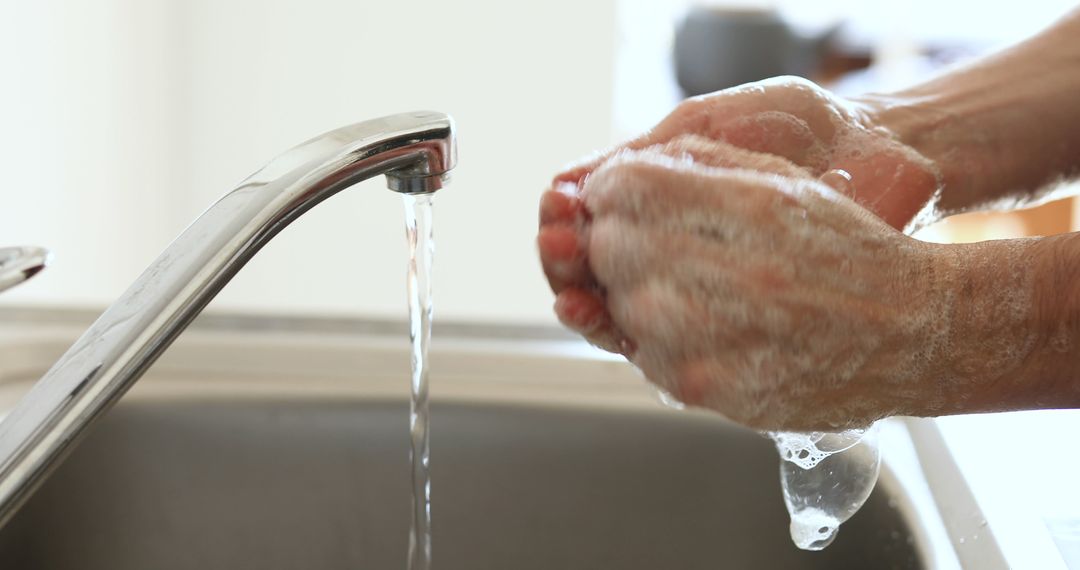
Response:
2,0,1074,325
0,0,617,325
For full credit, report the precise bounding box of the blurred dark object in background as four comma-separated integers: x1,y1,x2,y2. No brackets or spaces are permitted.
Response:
674,5,839,96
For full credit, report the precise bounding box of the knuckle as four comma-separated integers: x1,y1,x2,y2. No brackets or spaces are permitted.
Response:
609,282,671,341
599,152,668,182
606,288,641,337
586,217,626,285
671,94,711,119
770,75,820,94
587,154,673,214
674,365,710,407
758,76,831,108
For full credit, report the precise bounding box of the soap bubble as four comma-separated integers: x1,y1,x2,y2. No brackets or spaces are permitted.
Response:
769,424,881,550
652,387,881,550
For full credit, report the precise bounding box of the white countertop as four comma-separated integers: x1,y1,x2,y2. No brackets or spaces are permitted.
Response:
933,410,1080,568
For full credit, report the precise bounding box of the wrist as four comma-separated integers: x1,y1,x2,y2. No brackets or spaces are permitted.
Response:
856,42,1080,217
853,92,963,223
940,239,1041,412
1026,233,1080,406
930,236,1080,415
851,240,1009,418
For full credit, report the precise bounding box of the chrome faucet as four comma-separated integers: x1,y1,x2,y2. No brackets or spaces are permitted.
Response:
0,111,456,527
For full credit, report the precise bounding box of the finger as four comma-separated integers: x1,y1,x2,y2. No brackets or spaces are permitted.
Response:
581,157,879,304
581,151,799,232
680,352,856,430
587,151,879,249
555,91,757,184
711,111,829,173
659,134,812,179
539,185,586,227
590,211,824,350
674,358,726,409
555,82,834,187
604,280,704,401
537,225,592,292
551,97,730,186
553,131,659,187
552,90,752,186
831,147,940,231
553,287,630,355
588,202,796,293
676,82,850,172
676,356,788,429
586,215,670,290
606,279,704,360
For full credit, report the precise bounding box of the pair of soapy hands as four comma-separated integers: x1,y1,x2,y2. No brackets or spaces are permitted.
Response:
537,77,943,432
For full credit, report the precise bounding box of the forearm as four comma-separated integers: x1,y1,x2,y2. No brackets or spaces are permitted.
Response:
860,9,1080,217
920,234,1080,416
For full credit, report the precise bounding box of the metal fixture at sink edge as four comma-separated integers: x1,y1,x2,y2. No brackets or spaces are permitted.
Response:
0,246,51,294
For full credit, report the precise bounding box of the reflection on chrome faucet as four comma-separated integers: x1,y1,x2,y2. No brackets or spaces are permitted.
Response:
0,246,50,294
0,112,456,527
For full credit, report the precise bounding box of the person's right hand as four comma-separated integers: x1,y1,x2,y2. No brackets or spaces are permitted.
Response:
538,76,943,356
547,136,959,430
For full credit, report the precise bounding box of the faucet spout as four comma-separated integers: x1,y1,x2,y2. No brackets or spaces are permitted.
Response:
0,111,457,527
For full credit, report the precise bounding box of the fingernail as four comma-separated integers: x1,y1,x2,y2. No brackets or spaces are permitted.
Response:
555,182,578,197
555,290,606,333
554,294,582,329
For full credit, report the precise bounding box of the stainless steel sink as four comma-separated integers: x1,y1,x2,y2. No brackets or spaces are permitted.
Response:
0,311,947,569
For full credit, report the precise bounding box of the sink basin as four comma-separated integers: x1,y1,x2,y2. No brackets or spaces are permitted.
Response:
0,311,948,569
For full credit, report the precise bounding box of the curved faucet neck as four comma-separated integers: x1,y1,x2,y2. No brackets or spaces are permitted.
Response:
0,111,457,527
